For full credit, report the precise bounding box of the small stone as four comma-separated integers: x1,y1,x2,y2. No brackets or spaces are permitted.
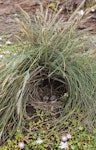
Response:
0,55,3,58
91,8,95,12
78,10,84,16
0,37,2,41
0,44,3,47
3,50,10,54
5,40,12,45
13,13,18,17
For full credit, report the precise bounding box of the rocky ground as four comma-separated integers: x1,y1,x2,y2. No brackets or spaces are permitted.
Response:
0,0,96,36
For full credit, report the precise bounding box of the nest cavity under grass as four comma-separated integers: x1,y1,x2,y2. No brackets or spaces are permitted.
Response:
0,4,96,143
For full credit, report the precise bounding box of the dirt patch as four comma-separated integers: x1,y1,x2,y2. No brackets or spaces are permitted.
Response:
0,0,96,35
0,0,38,35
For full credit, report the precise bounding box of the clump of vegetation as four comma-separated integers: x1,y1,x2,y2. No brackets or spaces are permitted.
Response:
0,3,96,144
0,111,96,150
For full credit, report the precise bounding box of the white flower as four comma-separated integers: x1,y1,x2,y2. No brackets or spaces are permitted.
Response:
0,55,3,58
18,142,25,149
78,10,84,16
0,44,3,47
66,133,72,139
34,138,43,144
59,141,69,149
3,50,10,54
5,40,12,45
61,135,68,142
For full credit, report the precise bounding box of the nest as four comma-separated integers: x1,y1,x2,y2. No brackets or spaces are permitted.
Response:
25,69,68,117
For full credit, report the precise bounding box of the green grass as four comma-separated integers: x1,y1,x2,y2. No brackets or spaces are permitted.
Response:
0,4,96,144
0,110,96,150
0,34,24,55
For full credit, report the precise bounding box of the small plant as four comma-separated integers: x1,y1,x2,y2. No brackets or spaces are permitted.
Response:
0,115,96,150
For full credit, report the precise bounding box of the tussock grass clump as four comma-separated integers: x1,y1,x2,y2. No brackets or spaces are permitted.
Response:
0,4,96,142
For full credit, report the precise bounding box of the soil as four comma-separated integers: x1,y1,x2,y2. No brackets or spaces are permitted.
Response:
0,0,96,36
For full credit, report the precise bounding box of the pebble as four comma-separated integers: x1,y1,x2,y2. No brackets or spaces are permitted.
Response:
5,40,12,45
